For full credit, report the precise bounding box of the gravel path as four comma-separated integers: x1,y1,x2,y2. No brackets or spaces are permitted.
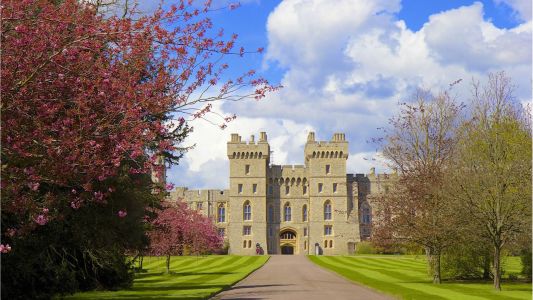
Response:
211,255,393,300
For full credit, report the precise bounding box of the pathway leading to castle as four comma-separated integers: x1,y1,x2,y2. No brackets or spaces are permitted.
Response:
211,255,392,300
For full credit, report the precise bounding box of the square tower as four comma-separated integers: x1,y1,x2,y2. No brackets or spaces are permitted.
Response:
304,132,359,255
227,133,270,254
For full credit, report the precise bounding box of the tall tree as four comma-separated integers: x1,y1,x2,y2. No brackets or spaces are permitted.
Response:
1,0,276,235
450,72,531,290
375,89,463,283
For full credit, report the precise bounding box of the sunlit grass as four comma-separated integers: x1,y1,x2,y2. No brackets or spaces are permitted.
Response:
309,255,531,300
65,255,269,299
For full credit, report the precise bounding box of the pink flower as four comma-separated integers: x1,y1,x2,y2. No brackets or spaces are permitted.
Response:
42,207,49,214
35,214,48,225
118,210,127,218
6,228,16,237
165,183,175,190
28,182,40,191
0,244,11,253
70,199,82,210
94,191,104,202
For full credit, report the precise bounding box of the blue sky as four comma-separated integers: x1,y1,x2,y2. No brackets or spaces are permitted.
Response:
165,0,532,189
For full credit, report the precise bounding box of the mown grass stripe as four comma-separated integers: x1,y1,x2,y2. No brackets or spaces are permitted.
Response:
310,256,447,300
65,256,269,300
310,255,531,300
336,257,429,278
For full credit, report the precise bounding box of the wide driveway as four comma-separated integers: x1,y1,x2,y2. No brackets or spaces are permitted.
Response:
211,255,392,300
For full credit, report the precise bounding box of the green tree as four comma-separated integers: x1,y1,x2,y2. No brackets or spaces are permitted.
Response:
450,72,532,290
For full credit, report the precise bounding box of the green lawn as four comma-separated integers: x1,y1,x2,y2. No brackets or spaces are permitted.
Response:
65,255,269,300
309,255,532,300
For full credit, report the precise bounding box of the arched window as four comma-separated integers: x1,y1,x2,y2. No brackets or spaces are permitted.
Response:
329,240,333,248
217,204,225,223
363,207,371,224
324,200,332,220
243,201,252,221
302,205,308,222
268,205,274,222
284,202,292,222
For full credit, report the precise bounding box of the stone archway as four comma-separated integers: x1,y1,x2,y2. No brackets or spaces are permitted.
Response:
279,229,297,255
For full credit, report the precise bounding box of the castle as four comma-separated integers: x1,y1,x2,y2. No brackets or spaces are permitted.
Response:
169,131,396,255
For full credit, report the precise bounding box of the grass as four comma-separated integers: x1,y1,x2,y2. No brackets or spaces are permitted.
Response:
64,255,269,300
309,255,532,300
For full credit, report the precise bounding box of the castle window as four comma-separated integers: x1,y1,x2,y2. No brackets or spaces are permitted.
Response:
304,227,308,236
324,225,332,236
363,208,371,224
243,201,252,221
243,226,252,236
268,205,274,222
329,240,333,248
238,184,243,194
196,202,202,210
333,183,337,193
318,183,323,193
269,226,273,236
304,241,307,250
302,205,308,222
285,185,290,195
324,240,328,248
217,228,225,237
245,165,250,175
303,185,307,195
217,204,226,223
284,202,292,222
325,164,330,174
324,200,332,220
268,185,273,195
253,184,257,194
248,240,252,248
243,240,247,248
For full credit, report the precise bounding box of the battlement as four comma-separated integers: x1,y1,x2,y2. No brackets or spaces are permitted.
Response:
304,131,348,162
169,187,229,203
228,132,270,159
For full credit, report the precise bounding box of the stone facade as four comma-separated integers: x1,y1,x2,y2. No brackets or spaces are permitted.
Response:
169,131,397,255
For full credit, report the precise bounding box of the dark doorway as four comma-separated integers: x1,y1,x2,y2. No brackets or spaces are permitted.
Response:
281,245,294,255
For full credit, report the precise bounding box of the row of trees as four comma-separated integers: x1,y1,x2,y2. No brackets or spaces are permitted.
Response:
374,72,531,290
1,0,274,299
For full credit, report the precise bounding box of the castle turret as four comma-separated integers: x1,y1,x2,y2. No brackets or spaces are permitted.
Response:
226,133,270,254
304,132,357,255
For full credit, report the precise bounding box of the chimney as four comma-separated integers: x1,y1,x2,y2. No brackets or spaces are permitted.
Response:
307,131,315,142
250,135,255,143
259,132,267,142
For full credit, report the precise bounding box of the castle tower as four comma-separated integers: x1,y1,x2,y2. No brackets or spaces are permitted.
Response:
227,132,270,254
304,132,358,255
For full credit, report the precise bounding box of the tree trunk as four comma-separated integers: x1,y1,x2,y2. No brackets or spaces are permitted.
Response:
139,255,144,271
166,254,171,274
425,247,442,284
493,246,501,290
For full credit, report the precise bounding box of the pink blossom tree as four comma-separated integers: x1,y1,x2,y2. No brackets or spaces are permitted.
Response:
2,0,277,238
148,201,221,274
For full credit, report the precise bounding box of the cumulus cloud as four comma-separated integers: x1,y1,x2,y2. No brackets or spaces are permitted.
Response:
169,0,532,189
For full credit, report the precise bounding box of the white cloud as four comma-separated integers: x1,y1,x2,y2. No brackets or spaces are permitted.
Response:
169,0,532,189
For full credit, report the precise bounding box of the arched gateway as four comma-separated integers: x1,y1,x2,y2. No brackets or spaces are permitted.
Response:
280,229,297,255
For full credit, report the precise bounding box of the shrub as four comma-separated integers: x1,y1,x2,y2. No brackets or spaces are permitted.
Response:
521,249,532,280
356,241,377,254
